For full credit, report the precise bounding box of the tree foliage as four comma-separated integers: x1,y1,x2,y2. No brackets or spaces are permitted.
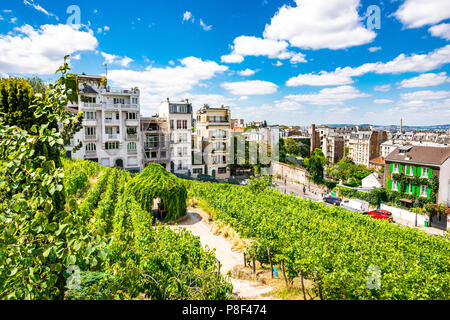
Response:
304,148,328,184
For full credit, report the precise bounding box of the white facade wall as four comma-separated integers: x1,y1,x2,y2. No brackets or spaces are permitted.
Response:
68,80,142,172
438,157,450,206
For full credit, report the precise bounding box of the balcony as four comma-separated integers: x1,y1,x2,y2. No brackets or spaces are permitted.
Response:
80,102,102,109
126,134,138,141
145,143,161,150
102,88,139,95
104,104,138,110
125,119,139,127
83,119,97,126
210,134,227,140
127,149,138,155
85,150,97,157
84,135,97,141
104,119,120,125
106,134,119,140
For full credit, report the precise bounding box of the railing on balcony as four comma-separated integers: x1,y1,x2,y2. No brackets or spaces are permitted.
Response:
104,119,120,125
80,102,102,109
103,88,139,94
84,135,97,141
104,104,138,110
106,134,119,140
126,134,138,140
85,150,97,156
127,149,138,155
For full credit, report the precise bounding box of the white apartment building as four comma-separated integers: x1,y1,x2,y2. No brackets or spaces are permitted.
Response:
159,99,193,175
193,105,231,179
66,75,142,172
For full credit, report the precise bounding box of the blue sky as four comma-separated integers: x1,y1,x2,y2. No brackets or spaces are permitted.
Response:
0,0,449,126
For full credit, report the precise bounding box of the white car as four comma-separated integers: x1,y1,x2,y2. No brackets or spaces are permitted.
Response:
340,199,370,213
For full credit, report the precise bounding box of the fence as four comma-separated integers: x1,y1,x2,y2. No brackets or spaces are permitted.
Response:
380,204,428,227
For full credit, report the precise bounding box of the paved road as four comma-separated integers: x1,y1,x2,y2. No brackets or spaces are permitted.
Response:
170,211,274,299
273,180,323,202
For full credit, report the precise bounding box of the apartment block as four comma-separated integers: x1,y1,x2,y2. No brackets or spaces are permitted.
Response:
66,75,142,172
193,105,231,179
348,130,387,167
141,116,170,170
159,99,193,175
322,135,345,164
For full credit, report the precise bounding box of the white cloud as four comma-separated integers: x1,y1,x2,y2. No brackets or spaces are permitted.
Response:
273,99,303,112
227,36,306,63
101,52,133,67
108,57,228,108
238,68,257,76
183,11,193,22
369,47,381,53
374,84,392,92
399,72,449,88
10,17,17,24
199,19,212,31
373,99,393,104
286,45,450,86
285,86,370,105
429,23,450,40
221,80,278,95
97,26,110,34
400,90,450,101
263,0,376,50
0,24,98,74
394,0,450,29
220,54,244,63
287,71,353,86
273,61,283,67
23,0,59,20
104,26,110,32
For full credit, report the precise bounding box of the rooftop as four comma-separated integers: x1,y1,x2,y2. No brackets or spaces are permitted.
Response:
385,146,450,166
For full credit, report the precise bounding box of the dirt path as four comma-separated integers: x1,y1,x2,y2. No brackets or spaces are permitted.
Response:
170,211,275,299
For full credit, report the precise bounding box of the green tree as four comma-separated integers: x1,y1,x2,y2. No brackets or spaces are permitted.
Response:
285,138,301,155
304,148,328,183
25,76,48,95
278,138,287,164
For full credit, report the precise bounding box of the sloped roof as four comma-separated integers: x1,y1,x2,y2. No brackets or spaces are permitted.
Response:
385,146,450,166
80,85,98,94
369,157,385,165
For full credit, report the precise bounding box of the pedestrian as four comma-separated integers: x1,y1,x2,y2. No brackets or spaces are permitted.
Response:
303,186,306,194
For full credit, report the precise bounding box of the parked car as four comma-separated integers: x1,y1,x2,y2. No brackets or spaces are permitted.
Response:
323,196,342,206
367,209,394,222
340,199,370,213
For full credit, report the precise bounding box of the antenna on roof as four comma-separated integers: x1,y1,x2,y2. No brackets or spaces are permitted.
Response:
102,63,108,78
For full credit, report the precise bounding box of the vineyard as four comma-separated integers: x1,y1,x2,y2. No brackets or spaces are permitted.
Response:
1,159,232,300
186,180,450,300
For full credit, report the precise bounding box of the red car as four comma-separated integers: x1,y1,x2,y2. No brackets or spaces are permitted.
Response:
367,209,394,222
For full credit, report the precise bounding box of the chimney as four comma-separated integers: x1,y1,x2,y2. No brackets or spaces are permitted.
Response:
167,97,170,102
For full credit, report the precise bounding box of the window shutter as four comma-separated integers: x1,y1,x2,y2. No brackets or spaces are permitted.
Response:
412,166,417,176
405,184,409,193
399,164,403,174
428,168,433,179
417,167,421,177
397,182,401,192
406,166,410,175
388,179,392,190
390,163,393,173
416,186,420,196
427,187,431,199
412,186,415,194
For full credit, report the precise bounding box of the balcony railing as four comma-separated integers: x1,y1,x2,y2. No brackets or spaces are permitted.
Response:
84,135,97,141
106,134,119,140
80,102,102,109
85,150,97,156
126,134,138,140
104,119,120,125
127,149,138,155
104,104,138,110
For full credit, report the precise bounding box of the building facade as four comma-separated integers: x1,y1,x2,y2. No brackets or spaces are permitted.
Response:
141,116,170,170
67,75,142,172
193,105,231,179
322,135,345,164
159,99,193,175
348,131,387,167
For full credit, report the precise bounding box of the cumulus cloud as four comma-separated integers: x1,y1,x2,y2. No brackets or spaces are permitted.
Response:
374,84,392,92
0,24,98,74
263,0,376,50
286,45,450,86
285,86,370,105
220,54,244,63
369,47,381,53
429,23,450,40
183,11,193,22
101,52,133,67
400,90,450,101
238,68,257,76
226,36,307,64
394,0,450,29
199,19,212,31
221,80,278,95
399,72,449,88
108,57,228,108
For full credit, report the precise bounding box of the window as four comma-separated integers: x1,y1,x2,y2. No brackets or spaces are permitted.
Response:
218,167,227,174
105,127,120,134
132,98,138,104
113,98,125,104
105,113,113,120
161,151,166,159
177,120,182,130
105,142,119,150
170,120,174,130
85,143,96,152
183,147,187,156
85,127,96,136
393,163,399,173
420,185,428,197
193,168,203,174
85,112,96,120
116,113,120,120
127,142,137,151
127,112,137,120
151,152,157,159
183,120,187,129
421,167,429,178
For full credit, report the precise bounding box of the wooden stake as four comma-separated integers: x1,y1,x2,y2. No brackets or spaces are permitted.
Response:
300,269,306,300
268,248,273,279
281,261,288,288
252,257,256,274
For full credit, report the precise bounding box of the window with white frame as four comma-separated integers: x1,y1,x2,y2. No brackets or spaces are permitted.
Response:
421,167,429,178
393,163,399,173
85,127,96,136
113,98,125,104
132,98,138,104
127,142,137,151
127,112,137,120
420,185,428,197
85,143,96,152
85,111,96,120
105,142,119,150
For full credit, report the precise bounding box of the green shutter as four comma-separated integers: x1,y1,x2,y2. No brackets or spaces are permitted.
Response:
416,186,420,196
406,166,410,175
399,164,403,174
388,179,392,190
413,166,417,176
405,184,409,193
417,167,421,177
389,163,393,173
412,186,415,194
397,182,401,192
427,187,431,199
428,168,433,179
